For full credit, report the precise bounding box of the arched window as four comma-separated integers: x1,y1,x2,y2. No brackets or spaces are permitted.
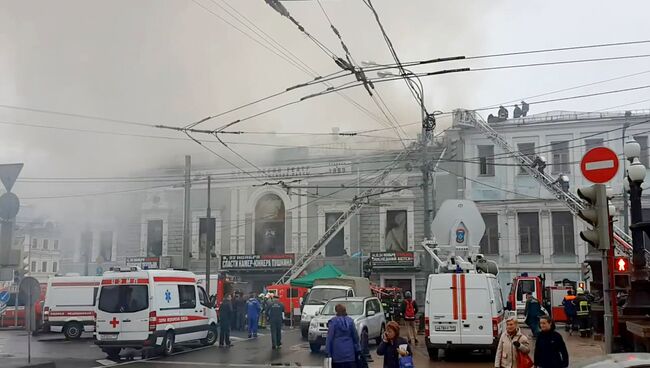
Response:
255,193,285,255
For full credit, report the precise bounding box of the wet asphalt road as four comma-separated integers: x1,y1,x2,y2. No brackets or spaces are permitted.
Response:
0,327,493,368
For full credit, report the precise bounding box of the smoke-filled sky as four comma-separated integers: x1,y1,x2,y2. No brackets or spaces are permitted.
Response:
2,0,650,216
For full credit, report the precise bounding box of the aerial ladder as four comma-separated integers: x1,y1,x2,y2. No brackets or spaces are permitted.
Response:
452,109,646,262
274,149,413,285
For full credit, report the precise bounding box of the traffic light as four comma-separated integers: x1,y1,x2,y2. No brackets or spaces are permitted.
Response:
614,257,630,273
577,184,611,250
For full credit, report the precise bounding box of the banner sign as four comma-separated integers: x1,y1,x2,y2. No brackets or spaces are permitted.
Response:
220,254,295,271
125,256,171,270
370,252,415,269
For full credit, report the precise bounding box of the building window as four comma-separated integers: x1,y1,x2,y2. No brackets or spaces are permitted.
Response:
518,212,540,255
385,210,408,252
480,213,499,255
518,143,535,174
43,239,49,250
53,240,59,250
634,135,649,167
198,217,216,259
552,211,575,255
31,238,37,249
551,141,570,174
30,261,36,272
585,138,603,152
99,231,113,262
81,231,93,263
325,212,345,256
41,261,47,273
255,193,285,255
52,262,58,273
642,208,650,250
147,220,163,257
478,145,495,176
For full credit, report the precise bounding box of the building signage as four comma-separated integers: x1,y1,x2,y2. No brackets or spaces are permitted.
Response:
370,252,415,269
220,254,295,271
125,256,171,270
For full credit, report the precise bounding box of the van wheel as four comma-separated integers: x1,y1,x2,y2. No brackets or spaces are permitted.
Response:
201,324,218,346
375,324,385,345
427,347,439,361
63,322,83,340
162,331,175,356
309,343,321,353
102,347,121,360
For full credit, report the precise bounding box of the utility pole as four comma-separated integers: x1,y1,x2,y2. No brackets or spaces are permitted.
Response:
182,155,191,270
420,90,434,241
205,176,211,296
622,122,630,234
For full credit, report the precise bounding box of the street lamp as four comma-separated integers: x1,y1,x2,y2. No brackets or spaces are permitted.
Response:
622,139,650,315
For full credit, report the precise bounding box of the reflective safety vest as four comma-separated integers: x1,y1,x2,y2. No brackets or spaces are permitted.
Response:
577,299,590,316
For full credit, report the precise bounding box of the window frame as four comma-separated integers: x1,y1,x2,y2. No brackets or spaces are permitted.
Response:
585,138,604,152
41,261,48,273
43,239,49,250
552,211,575,255
518,212,541,255
478,145,495,176
551,141,570,174
634,135,649,167
517,142,536,175
479,213,499,255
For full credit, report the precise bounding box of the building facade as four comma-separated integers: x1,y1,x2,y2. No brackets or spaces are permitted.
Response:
452,109,650,289
15,220,63,282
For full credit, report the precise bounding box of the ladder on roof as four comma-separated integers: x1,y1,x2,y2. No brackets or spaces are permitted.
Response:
275,149,412,285
453,109,644,261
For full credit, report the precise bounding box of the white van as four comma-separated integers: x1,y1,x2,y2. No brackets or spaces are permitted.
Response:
94,268,218,359
424,273,505,360
43,276,101,339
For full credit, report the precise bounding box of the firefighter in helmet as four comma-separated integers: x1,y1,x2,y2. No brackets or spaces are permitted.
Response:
575,288,592,337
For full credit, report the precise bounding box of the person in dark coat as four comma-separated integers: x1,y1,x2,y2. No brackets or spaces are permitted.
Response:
266,294,285,349
219,294,233,347
534,316,569,368
234,293,246,331
326,304,361,368
524,292,542,337
377,321,412,368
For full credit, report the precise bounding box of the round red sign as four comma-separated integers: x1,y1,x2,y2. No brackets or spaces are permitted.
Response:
580,147,619,183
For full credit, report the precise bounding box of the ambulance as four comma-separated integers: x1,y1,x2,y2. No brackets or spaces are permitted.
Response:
43,275,101,339
94,268,218,359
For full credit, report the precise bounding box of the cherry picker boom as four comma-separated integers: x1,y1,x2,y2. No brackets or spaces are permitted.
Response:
274,150,412,285
452,109,647,262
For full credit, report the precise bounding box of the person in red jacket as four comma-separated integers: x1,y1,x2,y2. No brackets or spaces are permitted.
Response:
400,292,418,344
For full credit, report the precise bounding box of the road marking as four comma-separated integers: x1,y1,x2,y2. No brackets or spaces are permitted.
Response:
96,359,119,366
92,345,216,368
141,362,320,368
585,160,615,171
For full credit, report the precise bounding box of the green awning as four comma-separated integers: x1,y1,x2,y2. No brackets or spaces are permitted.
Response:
290,264,345,288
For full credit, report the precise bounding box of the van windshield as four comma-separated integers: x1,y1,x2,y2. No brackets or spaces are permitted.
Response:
305,288,348,305
98,285,148,313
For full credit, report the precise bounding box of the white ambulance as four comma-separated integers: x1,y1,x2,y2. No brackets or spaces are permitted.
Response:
424,272,505,360
43,275,101,339
94,268,218,359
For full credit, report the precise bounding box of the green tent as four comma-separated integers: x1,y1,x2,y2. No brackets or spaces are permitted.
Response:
290,264,345,288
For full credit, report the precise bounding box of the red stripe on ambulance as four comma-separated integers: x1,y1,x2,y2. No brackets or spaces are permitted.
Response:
451,274,458,320
152,277,196,283
460,274,467,320
156,315,208,324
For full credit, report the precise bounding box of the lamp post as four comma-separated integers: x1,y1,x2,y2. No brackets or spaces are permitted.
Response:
622,139,650,315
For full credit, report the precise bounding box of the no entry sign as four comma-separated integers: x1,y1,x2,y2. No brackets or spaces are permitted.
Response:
580,147,619,183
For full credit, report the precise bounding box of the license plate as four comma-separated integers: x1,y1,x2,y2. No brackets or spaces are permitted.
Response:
434,325,456,332
100,334,118,341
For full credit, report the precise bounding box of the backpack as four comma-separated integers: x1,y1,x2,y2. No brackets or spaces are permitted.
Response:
404,300,415,319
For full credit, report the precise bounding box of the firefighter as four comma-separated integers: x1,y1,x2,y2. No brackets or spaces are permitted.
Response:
575,288,591,337
562,290,577,334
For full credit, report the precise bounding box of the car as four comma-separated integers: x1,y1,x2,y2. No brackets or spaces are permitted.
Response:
94,267,218,359
307,296,386,354
572,353,650,368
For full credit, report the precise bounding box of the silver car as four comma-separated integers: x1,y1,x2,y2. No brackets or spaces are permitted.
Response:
307,296,386,353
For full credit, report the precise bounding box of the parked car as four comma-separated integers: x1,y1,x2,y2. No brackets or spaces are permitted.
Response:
307,296,386,354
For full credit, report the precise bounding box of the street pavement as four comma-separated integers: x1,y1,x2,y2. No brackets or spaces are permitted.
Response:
0,325,605,368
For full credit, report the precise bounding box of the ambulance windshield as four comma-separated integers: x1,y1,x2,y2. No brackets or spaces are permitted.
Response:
98,285,149,313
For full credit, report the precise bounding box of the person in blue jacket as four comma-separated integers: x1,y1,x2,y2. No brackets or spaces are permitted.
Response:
246,292,261,338
326,304,361,368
